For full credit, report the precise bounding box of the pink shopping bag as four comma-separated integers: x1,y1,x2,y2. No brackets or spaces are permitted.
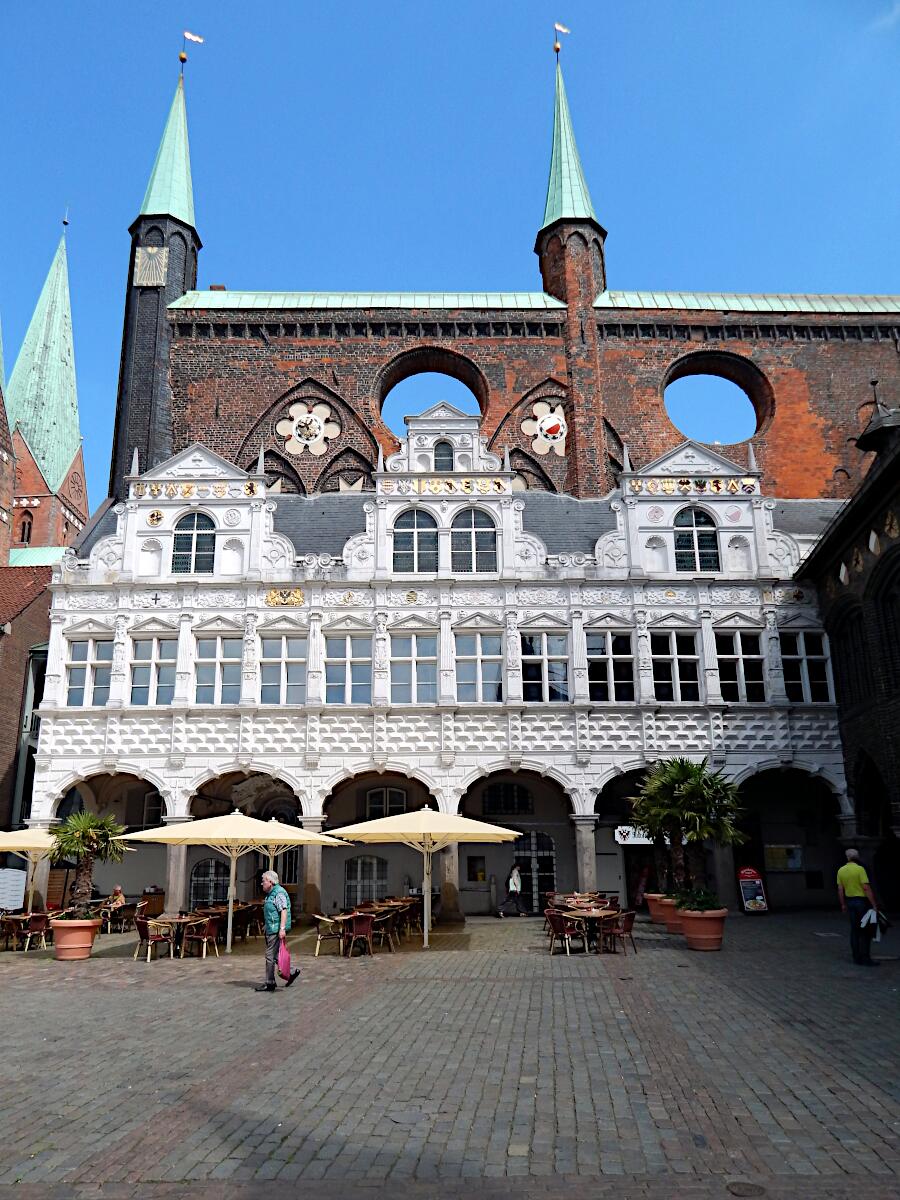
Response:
277,938,292,980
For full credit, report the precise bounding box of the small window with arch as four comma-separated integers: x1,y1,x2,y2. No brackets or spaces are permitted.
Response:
19,512,33,545
434,440,454,472
674,507,720,572
393,509,438,573
172,513,216,574
451,509,497,573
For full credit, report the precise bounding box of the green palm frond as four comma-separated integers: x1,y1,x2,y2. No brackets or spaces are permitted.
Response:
51,811,126,865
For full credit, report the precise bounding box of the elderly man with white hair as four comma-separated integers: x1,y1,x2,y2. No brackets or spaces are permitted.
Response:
255,869,300,992
837,848,880,968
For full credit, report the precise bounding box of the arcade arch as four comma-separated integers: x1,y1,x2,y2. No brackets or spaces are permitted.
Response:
458,770,575,914
320,771,438,913
736,768,842,910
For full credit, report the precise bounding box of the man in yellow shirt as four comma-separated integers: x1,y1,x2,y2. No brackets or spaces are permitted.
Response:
837,849,880,967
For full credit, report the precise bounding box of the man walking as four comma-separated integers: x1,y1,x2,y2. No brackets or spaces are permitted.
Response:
496,862,527,917
837,848,880,967
255,869,300,992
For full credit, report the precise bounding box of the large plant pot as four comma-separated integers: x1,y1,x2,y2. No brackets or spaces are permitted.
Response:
657,897,684,934
51,919,102,961
643,893,667,924
678,908,728,951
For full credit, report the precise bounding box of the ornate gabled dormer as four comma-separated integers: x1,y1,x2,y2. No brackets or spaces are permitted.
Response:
383,402,502,476
81,443,293,584
612,440,768,580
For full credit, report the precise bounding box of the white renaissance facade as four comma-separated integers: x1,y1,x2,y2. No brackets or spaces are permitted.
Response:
28,404,848,914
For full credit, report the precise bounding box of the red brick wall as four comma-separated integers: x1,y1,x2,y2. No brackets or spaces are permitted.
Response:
12,436,87,549
168,304,900,500
0,586,50,827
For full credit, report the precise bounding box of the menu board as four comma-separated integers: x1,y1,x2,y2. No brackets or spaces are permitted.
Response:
737,866,768,913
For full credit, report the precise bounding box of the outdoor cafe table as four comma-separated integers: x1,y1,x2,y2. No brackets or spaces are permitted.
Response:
563,906,617,954
151,914,203,955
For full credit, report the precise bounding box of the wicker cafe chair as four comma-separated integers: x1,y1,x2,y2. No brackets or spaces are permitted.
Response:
312,913,344,957
181,916,220,959
602,910,637,955
133,916,174,962
544,909,588,956
345,912,376,957
372,909,398,953
19,913,50,952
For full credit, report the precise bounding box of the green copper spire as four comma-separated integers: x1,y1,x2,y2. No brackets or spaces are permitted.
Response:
7,236,82,493
140,76,195,228
541,62,597,230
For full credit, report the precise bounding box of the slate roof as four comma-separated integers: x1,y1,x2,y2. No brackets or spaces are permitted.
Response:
75,491,836,564
769,499,845,536
0,566,51,625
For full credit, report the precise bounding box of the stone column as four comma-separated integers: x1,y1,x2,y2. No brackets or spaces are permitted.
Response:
570,608,590,704
438,609,455,704
239,612,258,706
299,817,324,919
571,814,599,893
763,608,789,703
172,613,194,705
163,815,193,913
439,843,464,924
107,615,129,708
40,614,66,708
634,609,655,704
306,612,324,705
372,612,390,706
504,610,523,703
698,608,723,704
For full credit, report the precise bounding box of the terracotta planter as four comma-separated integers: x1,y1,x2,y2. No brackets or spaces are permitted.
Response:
50,919,102,961
678,908,728,951
643,893,667,924
657,897,684,934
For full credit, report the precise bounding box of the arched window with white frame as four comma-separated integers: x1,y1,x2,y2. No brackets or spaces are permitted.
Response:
393,509,438,573
433,440,454,472
172,512,216,574
674,507,720,572
451,509,497,573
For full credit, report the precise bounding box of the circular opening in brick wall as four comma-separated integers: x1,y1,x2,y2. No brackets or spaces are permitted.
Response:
381,372,481,438
663,350,774,445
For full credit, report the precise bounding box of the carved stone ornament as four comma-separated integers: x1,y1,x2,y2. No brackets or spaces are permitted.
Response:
223,508,241,527
521,401,567,457
265,588,305,607
276,402,341,457
147,510,163,526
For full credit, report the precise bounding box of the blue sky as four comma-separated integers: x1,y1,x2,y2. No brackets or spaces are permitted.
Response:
2,1,899,508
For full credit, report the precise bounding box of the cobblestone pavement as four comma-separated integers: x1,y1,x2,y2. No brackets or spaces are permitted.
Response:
1,912,898,1200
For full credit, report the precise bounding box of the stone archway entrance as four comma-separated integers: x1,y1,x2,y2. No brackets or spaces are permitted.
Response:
595,769,649,907
737,769,842,910
459,772,576,914
184,771,304,911
321,772,437,915
49,774,168,907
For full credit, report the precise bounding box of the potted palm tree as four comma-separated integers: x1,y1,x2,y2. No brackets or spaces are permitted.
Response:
50,812,126,960
630,757,744,947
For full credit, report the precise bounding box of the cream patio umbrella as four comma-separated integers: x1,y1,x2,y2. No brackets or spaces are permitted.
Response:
119,811,346,952
0,828,56,914
335,807,520,948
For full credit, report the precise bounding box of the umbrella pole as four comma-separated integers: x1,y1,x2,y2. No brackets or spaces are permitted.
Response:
423,847,432,949
226,852,237,954
26,852,38,913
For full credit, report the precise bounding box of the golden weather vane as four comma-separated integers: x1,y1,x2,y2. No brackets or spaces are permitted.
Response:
180,29,204,72
553,22,570,57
